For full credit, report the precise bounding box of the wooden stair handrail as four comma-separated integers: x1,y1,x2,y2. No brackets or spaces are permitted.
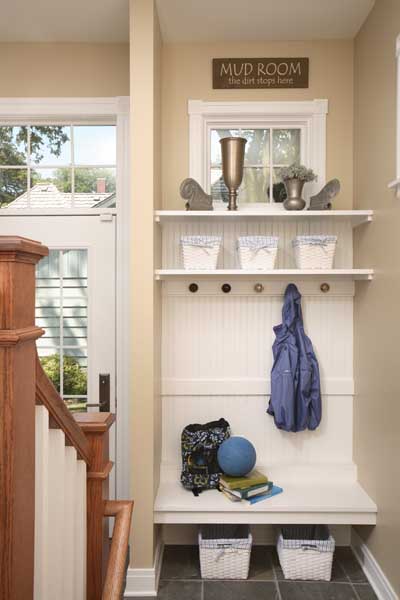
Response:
102,501,134,600
35,353,91,464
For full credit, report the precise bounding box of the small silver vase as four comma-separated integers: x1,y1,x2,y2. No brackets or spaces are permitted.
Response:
283,178,306,211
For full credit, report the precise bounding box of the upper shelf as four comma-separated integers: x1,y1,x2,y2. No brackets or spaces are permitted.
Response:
155,209,374,228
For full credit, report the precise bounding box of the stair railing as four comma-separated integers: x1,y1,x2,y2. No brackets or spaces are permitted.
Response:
0,236,133,600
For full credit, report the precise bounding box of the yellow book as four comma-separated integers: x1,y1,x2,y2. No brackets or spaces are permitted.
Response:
219,470,268,490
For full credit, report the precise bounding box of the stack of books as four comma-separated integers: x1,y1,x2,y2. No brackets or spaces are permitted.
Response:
218,470,283,505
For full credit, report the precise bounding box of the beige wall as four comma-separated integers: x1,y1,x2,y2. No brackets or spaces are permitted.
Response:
0,43,129,96
130,0,162,570
161,40,354,209
354,0,400,595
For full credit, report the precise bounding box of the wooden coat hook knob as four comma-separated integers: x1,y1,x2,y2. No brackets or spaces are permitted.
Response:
320,283,330,293
221,283,231,293
254,283,264,293
188,283,199,293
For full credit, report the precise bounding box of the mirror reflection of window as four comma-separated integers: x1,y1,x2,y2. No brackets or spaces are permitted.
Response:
210,127,301,204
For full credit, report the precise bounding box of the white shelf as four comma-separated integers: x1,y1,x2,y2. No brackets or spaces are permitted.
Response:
155,269,374,281
154,479,377,525
155,209,373,228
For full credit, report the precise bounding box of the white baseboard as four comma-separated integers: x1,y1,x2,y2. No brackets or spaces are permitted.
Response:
124,539,164,597
351,529,398,600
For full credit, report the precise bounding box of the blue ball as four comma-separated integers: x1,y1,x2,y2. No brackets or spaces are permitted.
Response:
217,437,257,477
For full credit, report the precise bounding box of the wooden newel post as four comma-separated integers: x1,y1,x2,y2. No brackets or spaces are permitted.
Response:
74,413,116,600
0,237,48,600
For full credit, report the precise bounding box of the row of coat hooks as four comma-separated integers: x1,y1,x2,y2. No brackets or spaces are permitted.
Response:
188,282,331,294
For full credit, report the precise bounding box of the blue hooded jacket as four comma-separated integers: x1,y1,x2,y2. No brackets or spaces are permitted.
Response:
267,283,321,432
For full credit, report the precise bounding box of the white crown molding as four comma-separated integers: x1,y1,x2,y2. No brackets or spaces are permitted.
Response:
351,529,399,600
0,96,130,119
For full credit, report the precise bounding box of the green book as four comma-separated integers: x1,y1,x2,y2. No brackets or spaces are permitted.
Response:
220,481,273,499
219,470,268,490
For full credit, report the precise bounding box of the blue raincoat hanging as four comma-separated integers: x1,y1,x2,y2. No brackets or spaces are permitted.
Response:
267,283,321,432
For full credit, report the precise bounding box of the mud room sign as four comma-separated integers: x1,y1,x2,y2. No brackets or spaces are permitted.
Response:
213,58,309,89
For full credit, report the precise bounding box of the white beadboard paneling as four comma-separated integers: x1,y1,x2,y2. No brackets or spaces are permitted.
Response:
162,293,353,389
34,406,49,600
162,218,352,269
162,378,354,396
161,395,353,468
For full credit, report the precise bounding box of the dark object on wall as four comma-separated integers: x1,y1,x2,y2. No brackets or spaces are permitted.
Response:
308,179,341,210
221,283,231,293
268,181,287,203
189,283,199,293
180,178,213,211
213,58,309,89
267,283,322,432
180,418,231,496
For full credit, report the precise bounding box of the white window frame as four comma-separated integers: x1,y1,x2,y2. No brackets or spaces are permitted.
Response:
189,99,328,205
388,34,400,197
0,96,131,500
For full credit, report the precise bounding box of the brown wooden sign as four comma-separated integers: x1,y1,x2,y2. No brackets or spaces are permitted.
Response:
213,58,309,89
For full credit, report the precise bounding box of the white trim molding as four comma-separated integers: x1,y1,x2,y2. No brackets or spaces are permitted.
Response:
0,96,129,120
388,34,400,197
124,541,164,597
351,529,399,600
188,99,328,201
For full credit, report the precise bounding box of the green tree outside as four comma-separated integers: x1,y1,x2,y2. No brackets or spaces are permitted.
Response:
40,354,87,412
0,126,69,206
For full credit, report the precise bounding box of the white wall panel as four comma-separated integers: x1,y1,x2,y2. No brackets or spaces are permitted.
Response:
162,218,353,269
160,218,356,486
162,395,353,469
162,291,353,394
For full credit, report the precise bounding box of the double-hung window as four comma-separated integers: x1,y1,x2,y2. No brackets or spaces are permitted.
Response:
189,99,328,206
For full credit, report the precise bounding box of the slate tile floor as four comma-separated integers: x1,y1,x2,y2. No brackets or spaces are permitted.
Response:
129,545,377,600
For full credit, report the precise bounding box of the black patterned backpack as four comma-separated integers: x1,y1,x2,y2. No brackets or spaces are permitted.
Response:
180,418,230,496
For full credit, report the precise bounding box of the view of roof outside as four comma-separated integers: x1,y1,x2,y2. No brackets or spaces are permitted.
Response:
0,124,116,209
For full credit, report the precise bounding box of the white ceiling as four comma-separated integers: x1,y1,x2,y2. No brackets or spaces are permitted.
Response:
156,0,375,44
0,0,374,44
0,0,129,43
